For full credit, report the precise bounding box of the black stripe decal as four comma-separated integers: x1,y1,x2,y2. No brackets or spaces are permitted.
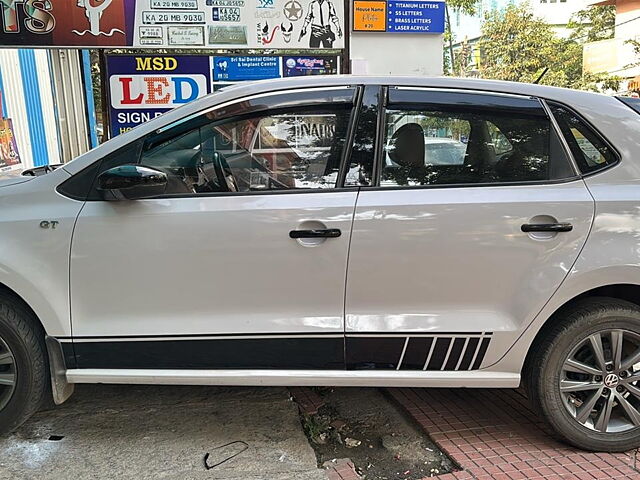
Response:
444,338,467,370
61,342,77,369
74,337,344,370
472,337,491,370
458,337,480,370
399,337,433,370
345,337,406,370
61,333,492,371
426,337,451,370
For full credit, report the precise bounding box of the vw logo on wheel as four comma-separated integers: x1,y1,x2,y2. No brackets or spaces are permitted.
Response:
604,373,620,388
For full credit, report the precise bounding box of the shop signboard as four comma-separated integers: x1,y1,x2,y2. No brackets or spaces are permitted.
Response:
353,0,386,32
107,53,340,137
386,1,445,33
353,0,445,34
106,54,212,136
283,56,339,76
0,0,345,49
213,56,280,81
0,118,21,170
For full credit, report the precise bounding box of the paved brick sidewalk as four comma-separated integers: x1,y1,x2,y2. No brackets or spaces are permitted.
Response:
389,388,640,479
323,459,361,480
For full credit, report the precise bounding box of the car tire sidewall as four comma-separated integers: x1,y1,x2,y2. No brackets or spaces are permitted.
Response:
538,309,640,450
0,314,45,433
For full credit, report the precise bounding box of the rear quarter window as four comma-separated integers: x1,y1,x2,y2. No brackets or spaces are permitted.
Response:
548,102,619,175
618,97,640,115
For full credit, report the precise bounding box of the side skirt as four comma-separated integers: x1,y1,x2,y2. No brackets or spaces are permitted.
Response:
66,369,520,388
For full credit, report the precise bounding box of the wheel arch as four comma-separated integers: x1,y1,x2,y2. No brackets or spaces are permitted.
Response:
0,281,48,338
488,264,640,375
0,268,69,338
0,280,75,405
522,283,640,375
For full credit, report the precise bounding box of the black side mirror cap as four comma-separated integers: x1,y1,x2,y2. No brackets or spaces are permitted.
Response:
97,165,168,200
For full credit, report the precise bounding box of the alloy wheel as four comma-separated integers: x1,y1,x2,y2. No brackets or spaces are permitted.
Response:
560,329,640,433
0,335,16,411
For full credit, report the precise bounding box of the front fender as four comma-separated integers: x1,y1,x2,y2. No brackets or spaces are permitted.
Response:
0,169,82,337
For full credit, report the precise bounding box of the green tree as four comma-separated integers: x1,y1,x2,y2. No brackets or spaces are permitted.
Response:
444,0,477,75
478,4,619,91
568,5,615,43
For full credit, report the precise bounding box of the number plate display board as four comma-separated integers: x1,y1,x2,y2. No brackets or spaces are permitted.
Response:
0,0,345,49
107,54,339,136
353,0,445,34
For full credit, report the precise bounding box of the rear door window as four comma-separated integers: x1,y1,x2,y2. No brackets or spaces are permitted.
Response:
380,90,576,187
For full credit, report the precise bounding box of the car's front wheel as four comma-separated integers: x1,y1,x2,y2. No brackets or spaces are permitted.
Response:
527,297,640,451
0,293,48,435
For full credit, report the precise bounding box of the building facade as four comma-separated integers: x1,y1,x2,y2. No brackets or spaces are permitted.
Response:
583,0,640,94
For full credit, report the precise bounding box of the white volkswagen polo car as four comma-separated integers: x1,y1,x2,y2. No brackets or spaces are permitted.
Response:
1,76,640,452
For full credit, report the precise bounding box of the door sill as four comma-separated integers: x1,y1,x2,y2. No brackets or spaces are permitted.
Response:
66,369,520,388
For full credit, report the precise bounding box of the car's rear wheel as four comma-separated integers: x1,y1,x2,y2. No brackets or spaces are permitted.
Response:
526,298,640,451
0,294,48,435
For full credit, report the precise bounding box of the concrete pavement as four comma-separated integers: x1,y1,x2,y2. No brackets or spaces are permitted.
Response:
0,385,326,480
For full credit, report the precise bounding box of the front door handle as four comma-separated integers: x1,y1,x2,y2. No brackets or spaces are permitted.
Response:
521,223,573,233
289,228,342,239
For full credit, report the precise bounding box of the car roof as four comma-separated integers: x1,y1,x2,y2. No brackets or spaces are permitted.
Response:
215,75,609,103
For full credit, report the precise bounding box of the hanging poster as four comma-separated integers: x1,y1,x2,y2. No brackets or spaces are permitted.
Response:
0,0,345,49
0,118,21,170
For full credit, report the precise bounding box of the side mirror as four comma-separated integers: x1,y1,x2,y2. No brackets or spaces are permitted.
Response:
97,165,168,200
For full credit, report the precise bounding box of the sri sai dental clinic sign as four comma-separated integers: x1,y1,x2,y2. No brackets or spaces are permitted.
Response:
107,55,211,136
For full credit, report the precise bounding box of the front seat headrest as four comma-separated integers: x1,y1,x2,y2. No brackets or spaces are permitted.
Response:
388,123,425,168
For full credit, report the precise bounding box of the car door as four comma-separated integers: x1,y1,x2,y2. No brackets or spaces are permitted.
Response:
69,87,361,370
345,87,595,371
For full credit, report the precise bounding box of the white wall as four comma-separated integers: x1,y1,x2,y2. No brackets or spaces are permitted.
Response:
350,32,444,75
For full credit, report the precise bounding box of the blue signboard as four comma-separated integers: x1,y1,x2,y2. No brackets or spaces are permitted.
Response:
283,57,339,77
213,56,281,81
387,1,445,34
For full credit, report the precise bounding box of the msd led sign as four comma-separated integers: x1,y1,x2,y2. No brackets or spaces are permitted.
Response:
109,75,208,109
106,55,212,136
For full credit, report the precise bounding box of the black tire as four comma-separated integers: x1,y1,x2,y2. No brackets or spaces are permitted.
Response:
0,294,48,435
526,297,640,452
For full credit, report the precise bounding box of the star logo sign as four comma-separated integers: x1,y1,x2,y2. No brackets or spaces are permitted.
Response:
283,0,303,21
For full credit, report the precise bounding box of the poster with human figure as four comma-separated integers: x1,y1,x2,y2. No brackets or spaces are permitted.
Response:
298,0,342,48
0,0,344,49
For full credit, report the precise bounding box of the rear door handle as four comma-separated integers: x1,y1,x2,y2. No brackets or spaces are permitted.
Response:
521,223,573,233
289,228,342,239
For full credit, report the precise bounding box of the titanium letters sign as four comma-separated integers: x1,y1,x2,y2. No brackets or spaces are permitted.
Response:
386,1,444,33
0,0,345,49
352,0,445,34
